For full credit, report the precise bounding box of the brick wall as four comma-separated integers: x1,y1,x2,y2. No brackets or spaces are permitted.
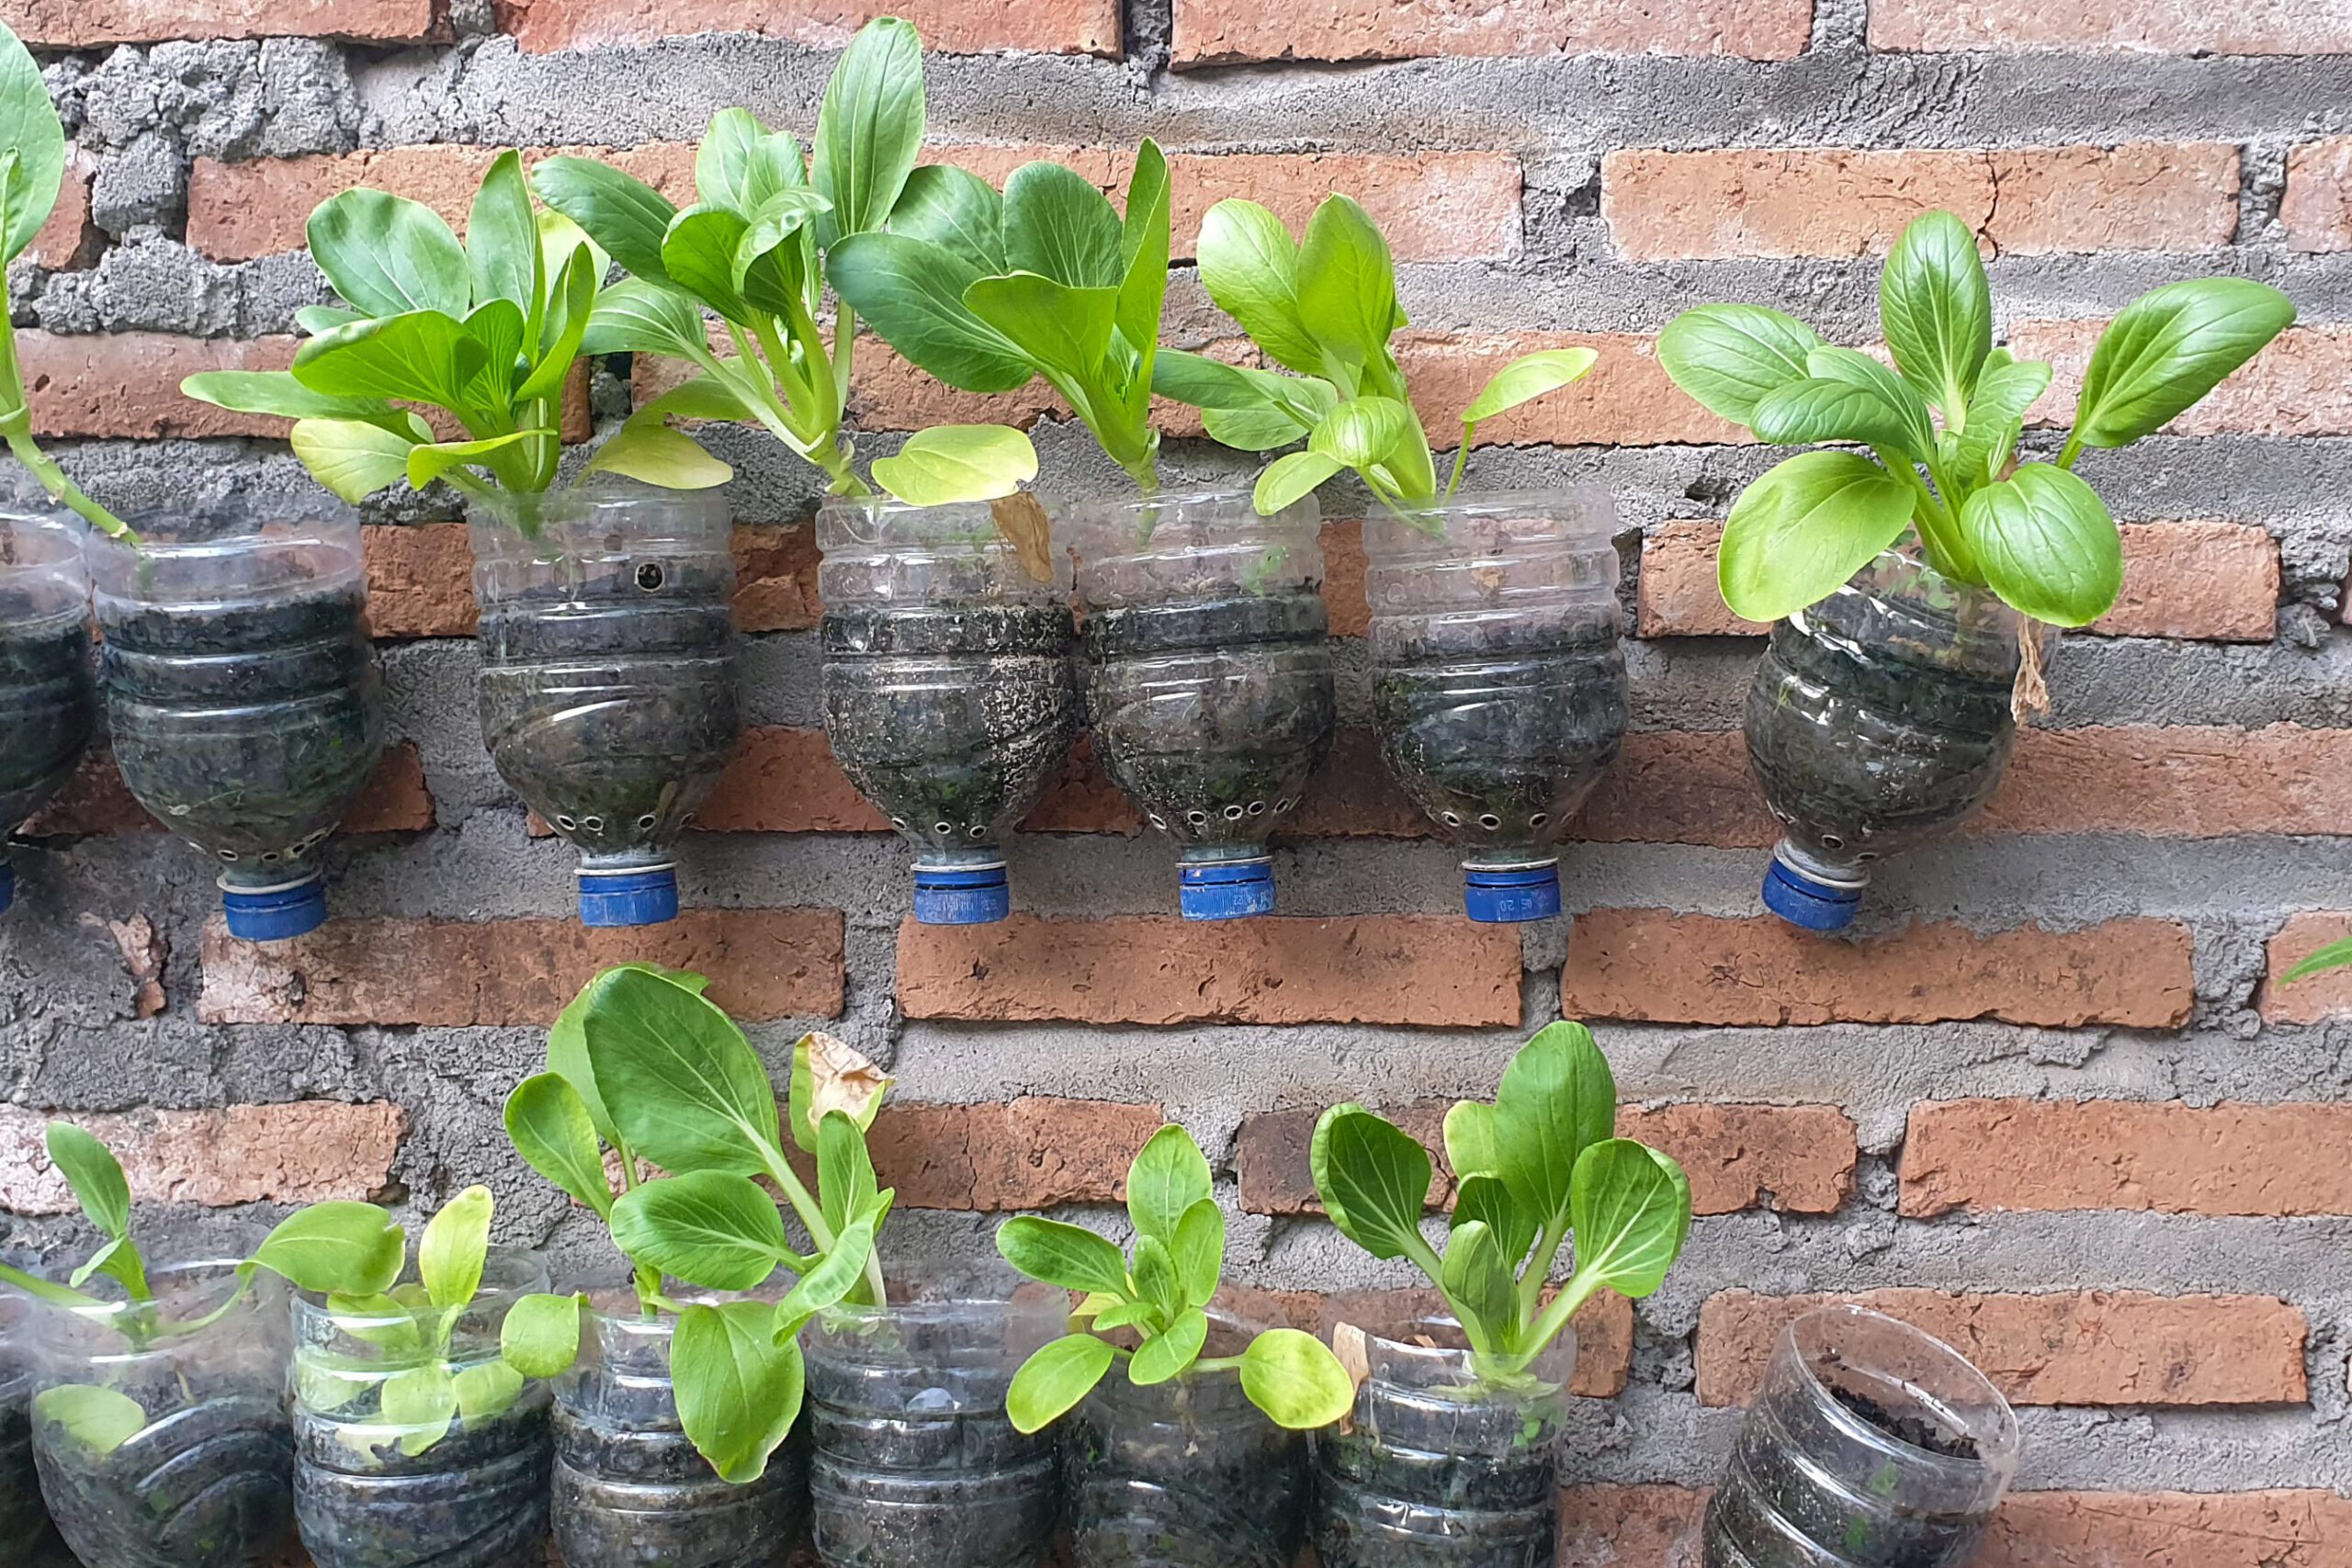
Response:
3,1,2350,1560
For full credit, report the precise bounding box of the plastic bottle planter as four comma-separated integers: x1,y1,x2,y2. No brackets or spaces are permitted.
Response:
552,1297,807,1567
1064,1314,1310,1568
0,514,95,916
1363,491,1626,923
86,521,383,942
804,1295,1063,1568
1748,550,2042,932
1314,1318,1577,1568
1704,1305,2019,1568
471,488,741,928
0,1293,49,1548
28,1260,296,1568
1071,491,1335,919
818,499,1081,925
291,1251,554,1568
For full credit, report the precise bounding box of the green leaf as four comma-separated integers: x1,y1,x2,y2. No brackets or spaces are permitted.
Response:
697,108,806,215
1007,1332,1116,1434
1295,194,1399,384
995,1216,1131,1297
1566,1140,1694,1302
1312,1106,1434,1264
1254,449,1343,515
68,1236,148,1300
177,370,411,429
1129,1305,1208,1386
34,1385,147,1457
307,188,470,319
290,417,423,503
813,16,924,249
1238,1327,1354,1430
609,1171,794,1292
2284,937,2352,983
291,310,486,411
581,417,731,491
381,1362,459,1456
817,1109,878,1236
0,1261,99,1309
297,304,368,336
2073,277,2296,448
1717,450,1916,623
579,965,784,1177
453,1359,525,1425
1204,402,1314,452
531,155,679,284
1126,1124,1213,1244
1170,1198,1225,1309
1439,1219,1520,1356
1453,1174,1539,1275
964,271,1117,387
1491,1021,1618,1249
772,1218,875,1342
1804,346,1938,461
1131,1234,1182,1324
518,243,597,402
1463,347,1598,425
887,164,1005,275
548,962,708,1152
1115,140,1171,367
504,1073,614,1219
662,202,756,319
1749,376,1929,456
829,231,1034,392
1879,209,1992,420
468,150,540,316
46,1122,130,1240
870,423,1039,504
0,27,64,265
1442,1101,1501,1180
500,1291,584,1380
405,430,548,491
1002,160,1125,289
1951,356,2054,486
674,1301,805,1483
419,1186,492,1312
323,1292,424,1355
247,1201,405,1296
1310,397,1418,468
732,187,832,310
1195,198,1320,375
1956,461,2122,627
1657,304,1826,423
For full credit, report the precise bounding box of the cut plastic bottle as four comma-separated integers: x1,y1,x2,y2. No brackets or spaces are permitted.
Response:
0,513,95,916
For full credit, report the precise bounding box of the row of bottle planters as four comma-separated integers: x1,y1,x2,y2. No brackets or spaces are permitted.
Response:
1,482,2039,940
0,1258,2020,1568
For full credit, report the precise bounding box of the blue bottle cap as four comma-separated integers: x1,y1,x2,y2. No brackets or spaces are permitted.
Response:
1464,863,1561,923
1180,857,1274,921
580,865,679,928
221,875,329,942
912,862,1011,925
1762,856,1864,932
0,861,14,916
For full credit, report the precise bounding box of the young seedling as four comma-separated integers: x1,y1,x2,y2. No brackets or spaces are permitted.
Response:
0,1121,408,1455
1657,209,2296,626
829,140,1173,493
180,153,722,524
531,18,1038,511
0,23,135,540
503,963,894,1482
1154,194,1596,525
294,1186,587,1458
1313,1021,1692,1381
995,1124,1353,1434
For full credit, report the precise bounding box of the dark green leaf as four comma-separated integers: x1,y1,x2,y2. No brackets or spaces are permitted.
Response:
732,187,831,313
886,164,1004,276
68,1236,147,1300
1804,346,1938,461
468,150,539,316
662,203,755,319
580,964,783,1176
674,1302,805,1482
817,1110,878,1237
45,1122,130,1240
1125,1123,1212,1244
531,155,678,284
1002,160,1125,288
697,108,806,215
1951,356,2053,486
1310,1105,1432,1262
1492,1021,1617,1247
994,1216,1130,1297
1566,1140,1693,1301
307,188,470,318
609,1171,795,1292
1956,461,2121,626
1656,304,1826,424
1879,209,1992,419
828,231,1034,393
1439,1219,1520,1356
1006,1332,1114,1434
1718,449,1916,623
1453,1173,1538,1275
2073,277,2296,448
516,243,596,402
290,310,487,412
1749,377,1928,456
547,962,707,1153
964,272,1116,386
1194,197,1320,374
813,16,924,249
1115,140,1171,364
0,26,65,265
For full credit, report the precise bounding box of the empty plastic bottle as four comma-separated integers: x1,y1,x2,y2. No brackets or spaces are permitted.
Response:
0,513,94,915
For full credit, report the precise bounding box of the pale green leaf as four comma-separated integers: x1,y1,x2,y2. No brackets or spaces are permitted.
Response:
870,423,1039,504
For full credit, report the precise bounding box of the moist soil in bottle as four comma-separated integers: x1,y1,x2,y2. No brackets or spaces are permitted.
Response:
99,582,379,863
821,602,1080,852
1314,1371,1565,1568
1064,1378,1308,1568
294,1390,551,1568
475,564,740,855
1081,592,1335,840
551,1387,806,1567
1373,615,1625,852
1702,1372,1990,1568
0,602,93,834
32,1388,293,1568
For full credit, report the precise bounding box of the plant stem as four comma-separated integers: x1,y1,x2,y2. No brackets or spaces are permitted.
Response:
2055,428,2086,470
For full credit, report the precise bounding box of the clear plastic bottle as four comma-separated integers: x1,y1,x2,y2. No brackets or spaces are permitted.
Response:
1363,490,1626,922
85,516,383,941
1314,1316,1577,1568
1746,550,2045,931
551,1293,806,1568
803,1294,1063,1568
471,486,741,927
1703,1305,2019,1568
1069,490,1334,919
0,1292,49,1547
28,1258,295,1568
0,513,93,916
290,1249,553,1568
818,498,1080,924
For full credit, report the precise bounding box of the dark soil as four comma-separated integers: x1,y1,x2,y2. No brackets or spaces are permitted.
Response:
1080,593,1335,847
1831,1384,1977,1462
0,609,94,834
96,582,381,876
294,1392,550,1568
1064,1375,1307,1568
1313,1370,1566,1568
33,1390,294,1568
476,566,740,860
550,1382,805,1567
0,1387,51,1547
822,603,1080,858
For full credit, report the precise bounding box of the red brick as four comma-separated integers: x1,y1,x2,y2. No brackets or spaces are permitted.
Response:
695,728,888,833
26,743,433,838
897,915,1522,1027
2017,321,2352,439
1565,912,2194,1029
1401,332,1748,447
1902,1099,2352,1218
1573,730,1774,848
1871,0,2352,54
1020,737,1148,835
1170,0,1815,65
866,1099,1163,1211
494,0,1119,55
198,908,845,1025
25,333,296,440
2284,137,2352,252
1985,724,2352,835
1261,1285,1636,1398
28,151,99,272
2263,912,2352,1024
1238,1101,1856,1216
1638,519,2278,641
1696,1289,2308,1408
0,1101,405,1213
0,0,432,45
1603,144,2239,260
